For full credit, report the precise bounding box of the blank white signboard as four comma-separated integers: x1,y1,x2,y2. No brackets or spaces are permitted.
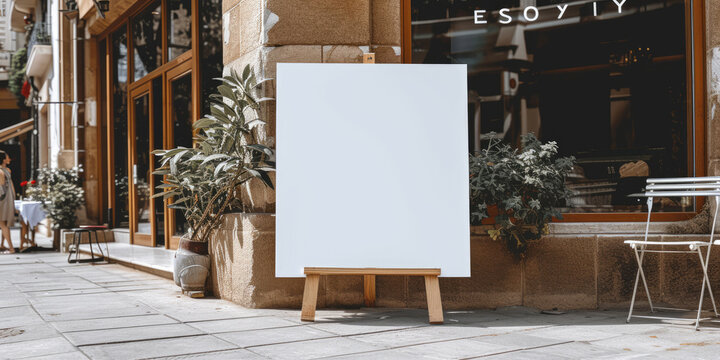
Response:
276,63,470,277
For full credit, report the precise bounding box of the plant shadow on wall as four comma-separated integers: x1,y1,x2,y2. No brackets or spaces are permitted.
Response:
25,167,85,230
470,134,575,257
153,65,275,295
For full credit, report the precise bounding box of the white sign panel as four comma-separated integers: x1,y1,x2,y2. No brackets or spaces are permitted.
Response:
276,63,470,277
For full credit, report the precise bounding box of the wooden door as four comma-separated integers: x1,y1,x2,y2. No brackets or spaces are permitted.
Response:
128,78,165,247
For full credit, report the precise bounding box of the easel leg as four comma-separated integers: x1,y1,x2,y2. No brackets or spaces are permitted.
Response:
364,275,376,307
424,275,444,324
301,274,320,322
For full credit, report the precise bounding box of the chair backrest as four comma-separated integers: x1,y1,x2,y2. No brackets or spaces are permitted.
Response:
640,176,720,243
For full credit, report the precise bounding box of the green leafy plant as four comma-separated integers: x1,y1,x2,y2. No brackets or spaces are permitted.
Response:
25,167,85,229
469,134,575,256
9,48,27,99
153,65,275,243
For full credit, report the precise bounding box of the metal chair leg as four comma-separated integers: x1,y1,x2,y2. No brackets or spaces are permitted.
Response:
627,266,641,323
94,230,104,259
88,231,95,260
67,231,75,263
75,231,80,263
628,247,653,322
697,248,719,321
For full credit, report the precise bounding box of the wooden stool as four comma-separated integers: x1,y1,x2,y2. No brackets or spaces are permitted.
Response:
67,226,108,263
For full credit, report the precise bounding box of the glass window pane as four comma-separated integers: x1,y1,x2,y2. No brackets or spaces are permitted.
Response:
133,94,151,235
133,2,162,81
168,0,192,61
99,38,108,225
112,28,129,227
199,0,222,116
170,72,192,236
411,0,691,214
152,77,165,245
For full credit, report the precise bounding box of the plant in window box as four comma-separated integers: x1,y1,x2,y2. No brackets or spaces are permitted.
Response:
153,65,275,296
469,134,575,257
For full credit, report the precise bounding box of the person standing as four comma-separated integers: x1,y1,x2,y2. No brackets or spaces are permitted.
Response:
0,150,15,254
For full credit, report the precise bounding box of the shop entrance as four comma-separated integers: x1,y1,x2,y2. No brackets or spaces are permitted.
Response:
126,59,193,249
129,77,164,247
97,0,222,248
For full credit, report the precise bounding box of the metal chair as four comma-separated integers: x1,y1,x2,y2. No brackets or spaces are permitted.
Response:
625,177,720,330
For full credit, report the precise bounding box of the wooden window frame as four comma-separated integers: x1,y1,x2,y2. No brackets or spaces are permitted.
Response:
96,0,203,248
401,0,707,223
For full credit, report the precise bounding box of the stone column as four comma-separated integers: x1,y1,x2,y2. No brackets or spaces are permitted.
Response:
217,0,403,307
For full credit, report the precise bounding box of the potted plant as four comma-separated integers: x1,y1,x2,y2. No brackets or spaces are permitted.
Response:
153,65,275,296
469,134,575,256
25,167,85,249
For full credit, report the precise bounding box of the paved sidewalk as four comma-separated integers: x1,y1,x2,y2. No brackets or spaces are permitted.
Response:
2,252,720,359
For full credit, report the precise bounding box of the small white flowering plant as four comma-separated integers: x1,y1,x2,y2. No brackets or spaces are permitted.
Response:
25,167,85,229
469,133,575,256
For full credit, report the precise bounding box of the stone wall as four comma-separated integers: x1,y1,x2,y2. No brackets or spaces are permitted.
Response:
210,213,720,311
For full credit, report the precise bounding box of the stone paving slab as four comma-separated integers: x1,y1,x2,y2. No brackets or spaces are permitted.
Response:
50,314,179,333
187,316,299,333
393,337,514,359
5,251,720,359
308,316,428,336
249,337,384,360
348,323,498,348
29,351,90,360
215,325,336,348
64,323,205,346
0,323,60,345
152,349,265,359
0,336,77,359
79,335,237,360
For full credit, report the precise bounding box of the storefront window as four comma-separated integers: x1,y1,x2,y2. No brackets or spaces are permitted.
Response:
102,0,222,246
412,0,692,214
152,78,165,245
168,0,192,60
112,28,129,227
170,72,192,236
199,0,222,116
133,1,162,81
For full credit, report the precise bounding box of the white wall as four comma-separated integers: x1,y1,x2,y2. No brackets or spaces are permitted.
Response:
48,0,60,168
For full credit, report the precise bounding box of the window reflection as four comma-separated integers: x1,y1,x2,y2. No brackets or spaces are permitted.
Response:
412,0,691,213
133,2,162,81
168,0,192,60
200,0,222,116
170,73,192,236
112,28,129,227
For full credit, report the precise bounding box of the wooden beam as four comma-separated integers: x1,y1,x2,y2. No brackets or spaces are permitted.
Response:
304,268,440,276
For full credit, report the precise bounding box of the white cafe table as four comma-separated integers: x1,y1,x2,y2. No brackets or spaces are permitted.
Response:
14,200,47,251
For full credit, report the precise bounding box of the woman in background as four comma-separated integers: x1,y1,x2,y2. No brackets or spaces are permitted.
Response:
0,150,15,254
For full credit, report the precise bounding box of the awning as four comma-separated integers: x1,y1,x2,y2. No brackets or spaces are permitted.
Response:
0,119,33,143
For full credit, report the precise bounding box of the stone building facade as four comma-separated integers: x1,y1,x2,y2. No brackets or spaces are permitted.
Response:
210,0,720,311
22,0,720,311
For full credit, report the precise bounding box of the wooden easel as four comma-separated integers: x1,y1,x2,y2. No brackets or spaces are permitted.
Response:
300,267,444,324
299,54,445,325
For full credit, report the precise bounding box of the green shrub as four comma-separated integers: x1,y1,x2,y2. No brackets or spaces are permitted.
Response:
9,48,27,99
469,134,575,256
